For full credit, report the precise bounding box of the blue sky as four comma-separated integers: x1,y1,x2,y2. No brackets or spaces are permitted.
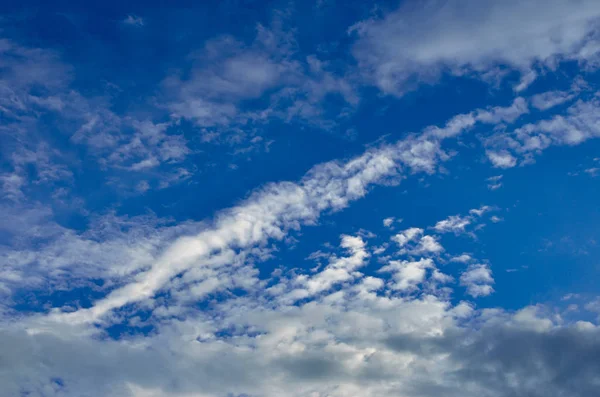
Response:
2,0,600,396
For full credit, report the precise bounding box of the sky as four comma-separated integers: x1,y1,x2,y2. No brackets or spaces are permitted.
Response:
1,0,600,396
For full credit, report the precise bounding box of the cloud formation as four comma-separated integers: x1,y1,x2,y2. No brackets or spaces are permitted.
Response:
2,3,600,397
352,0,600,94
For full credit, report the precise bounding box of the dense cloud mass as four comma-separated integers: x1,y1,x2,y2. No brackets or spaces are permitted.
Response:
1,0,600,396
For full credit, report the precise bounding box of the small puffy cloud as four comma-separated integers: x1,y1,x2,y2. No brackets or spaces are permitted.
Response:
379,258,434,291
391,227,423,247
460,264,495,297
383,217,401,228
434,215,472,234
412,235,444,255
487,150,518,168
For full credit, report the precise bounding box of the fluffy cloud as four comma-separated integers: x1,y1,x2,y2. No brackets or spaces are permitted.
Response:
391,227,424,247
352,0,600,94
2,260,599,396
379,258,434,291
460,264,495,297
433,215,471,234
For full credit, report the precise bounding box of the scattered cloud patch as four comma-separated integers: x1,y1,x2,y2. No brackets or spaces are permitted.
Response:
486,175,503,190
451,254,473,263
460,264,495,297
433,215,472,234
123,15,145,27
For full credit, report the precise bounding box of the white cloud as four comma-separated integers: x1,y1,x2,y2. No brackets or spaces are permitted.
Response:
451,254,473,263
0,38,194,196
469,205,491,217
0,173,25,201
412,235,444,255
432,206,492,235
514,70,538,93
433,215,471,234
382,217,397,228
379,258,433,291
486,175,503,190
475,97,529,124
33,95,533,326
391,227,423,247
460,264,495,297
0,92,529,327
531,90,575,110
486,150,518,168
486,96,600,166
2,11,600,397
1,259,599,396
585,297,600,313
352,0,600,95
284,235,369,301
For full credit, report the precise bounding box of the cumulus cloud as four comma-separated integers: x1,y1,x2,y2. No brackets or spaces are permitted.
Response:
391,227,424,247
2,24,600,396
486,150,518,168
282,235,369,301
2,258,599,396
379,258,434,291
460,264,495,297
382,217,397,228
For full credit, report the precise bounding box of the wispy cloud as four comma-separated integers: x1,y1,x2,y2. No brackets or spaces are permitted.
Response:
123,14,145,27
351,0,600,95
